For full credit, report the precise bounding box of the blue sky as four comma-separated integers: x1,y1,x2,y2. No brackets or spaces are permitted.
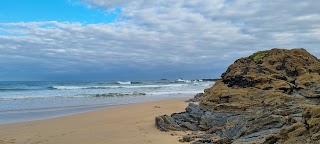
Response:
0,0,320,81
0,0,120,23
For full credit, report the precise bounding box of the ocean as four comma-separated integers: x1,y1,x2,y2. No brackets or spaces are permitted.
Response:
0,79,214,124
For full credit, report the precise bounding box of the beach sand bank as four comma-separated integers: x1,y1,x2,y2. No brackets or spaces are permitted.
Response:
0,98,189,144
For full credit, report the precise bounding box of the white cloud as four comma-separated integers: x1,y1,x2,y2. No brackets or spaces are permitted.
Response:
1,0,320,79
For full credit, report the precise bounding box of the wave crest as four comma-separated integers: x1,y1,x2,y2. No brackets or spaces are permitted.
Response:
0,92,148,101
174,78,192,83
48,84,187,90
116,81,131,85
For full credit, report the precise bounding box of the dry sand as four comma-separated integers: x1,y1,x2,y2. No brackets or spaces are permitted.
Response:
0,99,189,144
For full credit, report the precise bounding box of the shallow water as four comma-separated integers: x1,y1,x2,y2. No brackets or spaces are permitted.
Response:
0,80,214,124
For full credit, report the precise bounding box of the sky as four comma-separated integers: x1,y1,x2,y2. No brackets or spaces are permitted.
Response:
1,0,320,81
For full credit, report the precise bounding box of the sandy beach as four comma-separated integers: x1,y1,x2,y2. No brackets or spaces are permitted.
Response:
0,98,189,144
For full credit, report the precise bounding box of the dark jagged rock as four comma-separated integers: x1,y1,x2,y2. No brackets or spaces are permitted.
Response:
234,128,283,144
155,48,320,144
298,83,320,99
155,114,181,131
171,103,204,131
222,115,248,139
199,111,236,131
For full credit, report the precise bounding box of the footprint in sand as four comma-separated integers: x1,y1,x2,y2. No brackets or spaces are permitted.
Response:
154,106,161,109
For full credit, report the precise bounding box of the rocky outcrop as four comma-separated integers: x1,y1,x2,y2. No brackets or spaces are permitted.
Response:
155,48,320,144
201,48,320,112
220,48,320,91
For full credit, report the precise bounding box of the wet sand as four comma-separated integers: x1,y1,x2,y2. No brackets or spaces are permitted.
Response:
0,98,189,144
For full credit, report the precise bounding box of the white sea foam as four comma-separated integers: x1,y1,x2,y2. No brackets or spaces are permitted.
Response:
175,78,191,83
0,80,215,115
116,81,131,85
0,92,147,101
176,78,184,82
49,86,87,90
49,83,189,90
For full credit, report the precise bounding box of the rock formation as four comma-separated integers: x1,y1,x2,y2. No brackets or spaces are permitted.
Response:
155,48,320,144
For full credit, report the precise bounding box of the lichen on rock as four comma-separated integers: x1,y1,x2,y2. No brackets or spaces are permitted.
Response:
253,51,268,62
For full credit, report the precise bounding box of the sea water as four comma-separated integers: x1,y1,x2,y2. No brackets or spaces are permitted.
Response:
0,79,214,124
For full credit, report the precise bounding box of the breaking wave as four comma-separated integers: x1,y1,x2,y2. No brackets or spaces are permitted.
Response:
116,81,132,85
0,92,148,101
48,84,188,90
114,81,142,85
174,78,192,83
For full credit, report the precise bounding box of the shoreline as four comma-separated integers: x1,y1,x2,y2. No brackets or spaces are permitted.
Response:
0,98,190,144
0,95,193,125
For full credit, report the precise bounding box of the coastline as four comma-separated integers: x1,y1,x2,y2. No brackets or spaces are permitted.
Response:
0,80,213,125
0,94,194,125
0,98,190,144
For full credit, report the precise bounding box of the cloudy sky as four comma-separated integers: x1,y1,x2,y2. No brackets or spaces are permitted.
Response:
1,0,320,81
